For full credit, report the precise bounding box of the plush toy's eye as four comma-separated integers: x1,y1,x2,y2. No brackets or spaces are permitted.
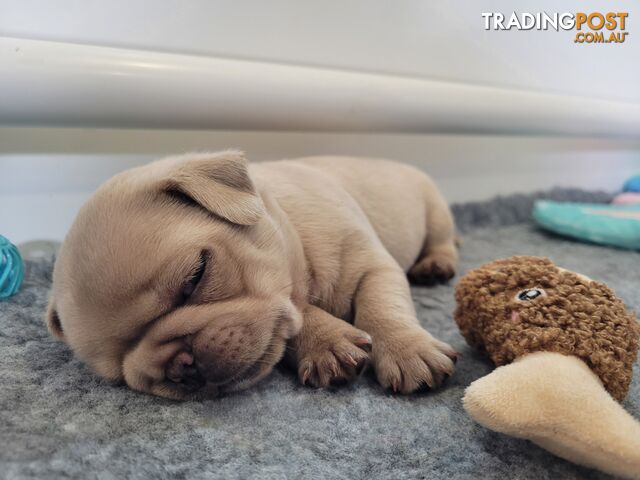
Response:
516,288,545,301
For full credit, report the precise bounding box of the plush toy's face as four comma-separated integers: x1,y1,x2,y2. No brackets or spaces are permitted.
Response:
459,257,640,477
456,257,596,343
454,256,638,402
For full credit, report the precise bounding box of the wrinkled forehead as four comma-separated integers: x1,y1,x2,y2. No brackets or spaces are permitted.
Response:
55,196,212,324
62,203,183,287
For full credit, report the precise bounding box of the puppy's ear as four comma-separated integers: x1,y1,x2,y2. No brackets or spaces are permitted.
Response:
45,298,65,340
161,151,265,225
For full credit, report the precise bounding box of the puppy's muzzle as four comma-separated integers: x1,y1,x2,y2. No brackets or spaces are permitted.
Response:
190,324,250,384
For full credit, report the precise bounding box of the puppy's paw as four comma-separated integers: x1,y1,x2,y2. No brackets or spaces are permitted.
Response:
409,252,457,284
373,327,457,394
297,324,372,389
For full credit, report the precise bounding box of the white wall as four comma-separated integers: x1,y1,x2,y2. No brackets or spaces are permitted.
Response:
2,127,639,244
0,1,639,244
1,0,638,101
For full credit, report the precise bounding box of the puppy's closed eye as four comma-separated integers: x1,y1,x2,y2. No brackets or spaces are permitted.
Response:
180,251,208,304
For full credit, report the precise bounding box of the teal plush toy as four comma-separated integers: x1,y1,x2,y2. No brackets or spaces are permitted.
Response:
0,235,24,299
533,201,640,250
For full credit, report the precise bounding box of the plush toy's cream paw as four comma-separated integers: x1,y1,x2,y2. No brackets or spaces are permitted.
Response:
463,352,640,479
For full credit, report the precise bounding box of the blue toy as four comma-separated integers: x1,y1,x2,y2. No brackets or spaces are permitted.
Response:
0,235,24,299
533,201,640,250
623,175,640,193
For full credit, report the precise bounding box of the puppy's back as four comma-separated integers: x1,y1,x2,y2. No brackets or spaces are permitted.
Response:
293,156,440,270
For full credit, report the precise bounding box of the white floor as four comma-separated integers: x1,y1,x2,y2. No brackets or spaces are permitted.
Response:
2,127,639,245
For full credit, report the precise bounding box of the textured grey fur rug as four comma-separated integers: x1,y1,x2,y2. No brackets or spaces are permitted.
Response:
1,189,638,480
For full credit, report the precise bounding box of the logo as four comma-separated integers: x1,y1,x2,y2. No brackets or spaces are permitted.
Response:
481,12,629,44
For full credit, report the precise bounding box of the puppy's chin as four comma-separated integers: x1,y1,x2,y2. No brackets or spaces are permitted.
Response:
163,319,289,400
219,333,287,394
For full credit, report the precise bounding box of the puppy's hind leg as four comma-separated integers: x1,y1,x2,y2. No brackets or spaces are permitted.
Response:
408,184,458,284
353,256,457,394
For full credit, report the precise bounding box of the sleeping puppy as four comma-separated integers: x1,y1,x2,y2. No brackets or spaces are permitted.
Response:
46,152,458,399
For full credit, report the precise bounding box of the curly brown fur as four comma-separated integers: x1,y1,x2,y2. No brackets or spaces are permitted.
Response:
455,256,640,401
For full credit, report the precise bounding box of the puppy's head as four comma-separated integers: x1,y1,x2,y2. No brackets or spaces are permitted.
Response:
46,151,304,399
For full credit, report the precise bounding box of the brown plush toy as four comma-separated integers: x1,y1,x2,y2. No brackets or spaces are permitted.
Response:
455,256,640,479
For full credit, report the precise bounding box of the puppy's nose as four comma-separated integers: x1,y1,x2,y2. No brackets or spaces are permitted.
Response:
166,351,206,391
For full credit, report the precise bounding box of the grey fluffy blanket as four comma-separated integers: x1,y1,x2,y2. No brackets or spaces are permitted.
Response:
1,189,638,480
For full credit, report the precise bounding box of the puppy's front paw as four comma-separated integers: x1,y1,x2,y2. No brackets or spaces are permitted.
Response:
296,324,372,389
373,327,457,394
